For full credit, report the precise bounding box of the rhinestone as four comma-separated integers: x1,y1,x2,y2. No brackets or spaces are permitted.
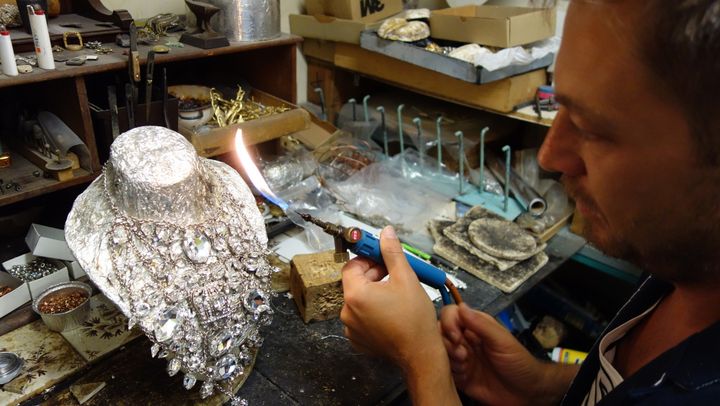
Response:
158,350,170,359
183,232,212,263
244,259,258,273
213,237,228,252
135,302,150,317
141,223,155,237
169,242,184,260
112,227,129,245
156,228,170,242
200,381,214,399
167,358,181,377
244,290,265,311
209,331,234,358
154,309,179,342
183,374,197,390
256,266,272,278
228,236,244,254
150,344,161,358
231,398,248,406
214,355,240,380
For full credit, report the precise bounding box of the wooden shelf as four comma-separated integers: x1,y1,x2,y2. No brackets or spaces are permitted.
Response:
0,151,97,208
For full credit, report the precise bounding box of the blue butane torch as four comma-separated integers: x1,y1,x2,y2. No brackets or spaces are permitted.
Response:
298,213,462,305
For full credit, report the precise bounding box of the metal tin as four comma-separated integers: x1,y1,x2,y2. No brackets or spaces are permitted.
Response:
0,352,23,385
206,0,280,42
32,281,92,332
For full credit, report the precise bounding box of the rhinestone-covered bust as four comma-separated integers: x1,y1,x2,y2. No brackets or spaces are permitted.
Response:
65,126,276,400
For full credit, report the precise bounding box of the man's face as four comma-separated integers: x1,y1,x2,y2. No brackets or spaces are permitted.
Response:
538,1,720,283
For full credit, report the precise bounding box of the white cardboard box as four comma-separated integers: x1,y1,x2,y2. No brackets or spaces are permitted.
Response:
64,260,87,279
2,253,70,299
25,224,77,262
0,272,31,319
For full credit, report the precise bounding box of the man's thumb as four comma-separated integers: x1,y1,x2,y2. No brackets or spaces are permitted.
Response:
458,303,512,347
379,226,414,281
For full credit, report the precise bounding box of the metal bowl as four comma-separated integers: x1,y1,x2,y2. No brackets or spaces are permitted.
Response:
168,85,214,129
32,281,92,332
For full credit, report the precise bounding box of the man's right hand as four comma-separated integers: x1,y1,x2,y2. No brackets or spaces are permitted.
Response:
440,303,579,405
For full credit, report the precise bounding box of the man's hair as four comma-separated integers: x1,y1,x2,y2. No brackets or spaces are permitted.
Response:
538,0,720,164
640,0,720,164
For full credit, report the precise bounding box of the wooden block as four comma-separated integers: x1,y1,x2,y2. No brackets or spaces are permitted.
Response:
290,250,345,323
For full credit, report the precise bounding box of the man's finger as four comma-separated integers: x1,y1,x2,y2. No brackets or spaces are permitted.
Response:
341,257,374,288
458,303,510,348
440,305,463,345
379,226,415,281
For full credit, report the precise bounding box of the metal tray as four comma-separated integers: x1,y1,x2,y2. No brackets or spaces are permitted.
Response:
360,31,554,84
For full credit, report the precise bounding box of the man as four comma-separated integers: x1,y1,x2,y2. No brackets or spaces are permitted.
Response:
340,0,720,404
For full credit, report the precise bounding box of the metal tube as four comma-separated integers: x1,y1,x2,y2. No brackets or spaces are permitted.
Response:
413,117,424,171
486,152,547,217
363,95,371,123
349,98,357,122
455,131,464,195
314,88,327,121
479,127,488,193
377,106,388,156
436,116,443,172
397,104,405,155
502,145,511,212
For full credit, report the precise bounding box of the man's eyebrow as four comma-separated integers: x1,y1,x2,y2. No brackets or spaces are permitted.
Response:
555,93,617,133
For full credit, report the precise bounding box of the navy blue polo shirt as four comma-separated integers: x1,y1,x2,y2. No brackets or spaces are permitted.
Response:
561,276,720,405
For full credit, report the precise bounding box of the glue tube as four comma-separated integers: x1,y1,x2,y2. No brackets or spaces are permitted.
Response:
550,347,588,365
27,5,54,70
0,27,18,76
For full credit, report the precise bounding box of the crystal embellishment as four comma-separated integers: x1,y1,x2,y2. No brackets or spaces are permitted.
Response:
244,290,265,311
200,381,214,399
209,331,235,358
150,343,160,358
183,232,212,263
167,358,181,377
154,309,179,343
183,374,197,390
215,355,239,380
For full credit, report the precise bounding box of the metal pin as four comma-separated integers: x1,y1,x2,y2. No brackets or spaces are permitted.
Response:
413,117,424,170
397,104,405,155
377,106,388,156
455,131,464,195
479,127,489,193
362,95,371,123
436,116,444,172
502,145,511,212
349,98,357,121
314,88,327,121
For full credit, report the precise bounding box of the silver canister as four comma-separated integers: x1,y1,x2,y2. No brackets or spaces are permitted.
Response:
205,0,280,42
0,353,23,385
32,281,92,332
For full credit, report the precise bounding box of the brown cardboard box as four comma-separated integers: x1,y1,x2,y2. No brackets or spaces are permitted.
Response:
305,0,403,22
302,38,336,63
289,14,384,44
430,6,556,48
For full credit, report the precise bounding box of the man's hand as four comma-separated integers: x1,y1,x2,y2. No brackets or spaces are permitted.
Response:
441,304,579,405
340,226,461,405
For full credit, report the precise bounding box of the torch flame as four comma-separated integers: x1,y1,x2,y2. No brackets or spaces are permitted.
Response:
234,129,289,211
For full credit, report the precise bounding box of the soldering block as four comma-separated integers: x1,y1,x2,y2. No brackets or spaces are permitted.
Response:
290,250,345,323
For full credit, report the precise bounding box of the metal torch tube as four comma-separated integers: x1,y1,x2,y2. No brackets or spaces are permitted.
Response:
487,154,547,217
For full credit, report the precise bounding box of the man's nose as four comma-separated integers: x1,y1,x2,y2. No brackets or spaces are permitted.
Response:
538,108,586,177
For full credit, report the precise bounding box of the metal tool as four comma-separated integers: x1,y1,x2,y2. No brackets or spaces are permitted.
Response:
313,87,327,120
436,116,444,172
145,50,156,123
376,106,388,156
298,213,462,305
108,85,120,139
362,95,371,123
487,150,547,217
162,68,170,128
125,83,135,129
397,104,405,155
348,98,357,121
502,146,511,212
455,131,464,195
128,23,140,103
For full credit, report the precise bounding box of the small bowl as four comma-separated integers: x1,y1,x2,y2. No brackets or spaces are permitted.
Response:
168,85,215,129
32,281,92,332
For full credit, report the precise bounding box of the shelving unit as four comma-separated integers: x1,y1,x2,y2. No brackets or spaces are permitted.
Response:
0,33,301,209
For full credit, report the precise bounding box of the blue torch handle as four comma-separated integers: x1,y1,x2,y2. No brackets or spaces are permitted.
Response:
349,230,451,304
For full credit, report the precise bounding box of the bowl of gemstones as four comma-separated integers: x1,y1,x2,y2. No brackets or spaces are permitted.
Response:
32,281,92,332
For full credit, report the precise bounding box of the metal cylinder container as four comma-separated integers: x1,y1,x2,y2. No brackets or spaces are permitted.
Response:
32,281,92,332
206,0,280,42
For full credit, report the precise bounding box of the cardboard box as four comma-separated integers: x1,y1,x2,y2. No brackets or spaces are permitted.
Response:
302,38,336,63
2,253,70,299
305,0,403,22
64,261,87,279
289,14,384,44
0,272,31,319
430,6,556,48
25,223,77,262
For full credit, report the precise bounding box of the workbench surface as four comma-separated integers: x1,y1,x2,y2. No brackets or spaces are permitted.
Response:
0,228,584,405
